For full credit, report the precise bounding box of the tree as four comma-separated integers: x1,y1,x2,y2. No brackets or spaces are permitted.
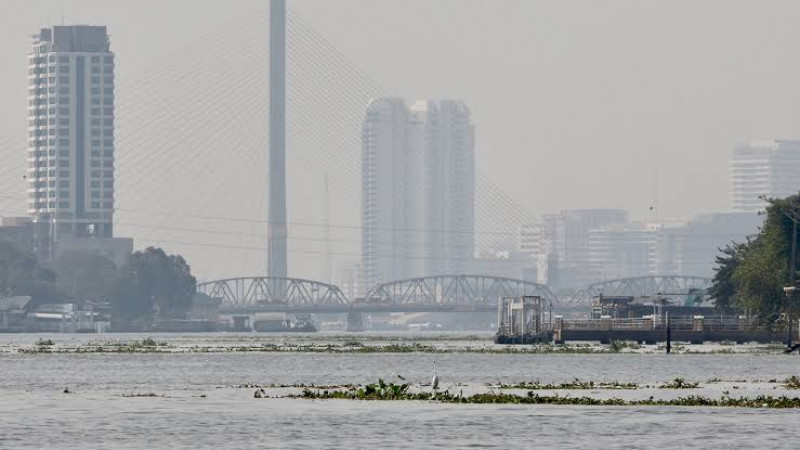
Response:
708,241,749,312
111,247,197,321
0,239,62,304
53,250,119,301
710,194,800,325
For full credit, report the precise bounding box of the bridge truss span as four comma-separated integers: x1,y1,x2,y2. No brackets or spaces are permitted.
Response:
567,275,713,305
363,274,558,307
197,276,349,308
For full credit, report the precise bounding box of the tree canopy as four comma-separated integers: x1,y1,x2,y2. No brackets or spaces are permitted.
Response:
54,250,119,301
111,247,197,321
710,195,800,324
0,238,61,304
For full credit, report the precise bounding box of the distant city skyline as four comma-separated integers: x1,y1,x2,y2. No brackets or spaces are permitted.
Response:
1,1,800,283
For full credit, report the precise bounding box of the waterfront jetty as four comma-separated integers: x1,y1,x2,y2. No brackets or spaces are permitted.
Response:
495,295,794,345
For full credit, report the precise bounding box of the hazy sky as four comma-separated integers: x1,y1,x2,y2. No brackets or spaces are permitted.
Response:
1,0,799,282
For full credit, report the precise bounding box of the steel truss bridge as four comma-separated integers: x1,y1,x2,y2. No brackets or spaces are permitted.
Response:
197,277,349,312
566,275,713,305
363,275,557,310
198,274,557,314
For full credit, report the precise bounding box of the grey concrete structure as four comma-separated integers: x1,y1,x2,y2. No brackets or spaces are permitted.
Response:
267,0,288,283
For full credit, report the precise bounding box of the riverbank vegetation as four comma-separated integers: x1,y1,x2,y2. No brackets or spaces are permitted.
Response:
497,379,638,390
0,242,196,320
8,340,788,355
289,380,800,408
710,194,800,326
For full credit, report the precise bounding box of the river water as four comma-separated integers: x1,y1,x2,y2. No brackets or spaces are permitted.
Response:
2,333,800,449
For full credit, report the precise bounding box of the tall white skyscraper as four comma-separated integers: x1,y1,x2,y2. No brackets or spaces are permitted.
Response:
361,98,411,289
361,98,475,291
730,140,800,212
27,26,116,259
410,100,475,277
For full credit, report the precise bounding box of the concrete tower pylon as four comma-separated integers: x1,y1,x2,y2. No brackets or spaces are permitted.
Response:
268,0,288,289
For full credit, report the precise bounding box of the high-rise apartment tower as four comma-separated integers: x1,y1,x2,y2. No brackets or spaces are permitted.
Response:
27,26,115,258
361,98,411,289
361,98,475,291
730,140,800,212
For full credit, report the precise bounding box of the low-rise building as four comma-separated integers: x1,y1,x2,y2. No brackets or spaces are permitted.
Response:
0,296,32,332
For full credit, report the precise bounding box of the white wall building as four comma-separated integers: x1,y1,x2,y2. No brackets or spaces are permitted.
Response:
361,98,411,290
361,98,475,292
519,223,541,260
730,140,800,212
27,26,116,259
410,100,475,277
589,222,656,281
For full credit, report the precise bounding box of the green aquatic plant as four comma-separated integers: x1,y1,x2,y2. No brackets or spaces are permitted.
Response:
658,378,700,389
498,379,638,390
288,381,800,408
141,337,157,347
120,392,162,398
784,376,800,389
350,379,411,399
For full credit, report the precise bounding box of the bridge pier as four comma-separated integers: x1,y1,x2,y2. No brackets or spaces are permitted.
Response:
346,311,364,332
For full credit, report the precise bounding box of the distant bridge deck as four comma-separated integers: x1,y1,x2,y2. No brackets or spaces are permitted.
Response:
202,274,559,314
204,274,712,316
219,303,499,315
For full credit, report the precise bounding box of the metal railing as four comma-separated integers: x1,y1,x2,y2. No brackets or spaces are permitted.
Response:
556,316,763,332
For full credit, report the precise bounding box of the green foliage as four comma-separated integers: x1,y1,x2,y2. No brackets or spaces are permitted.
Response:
784,376,800,389
134,337,158,347
306,379,412,401
54,250,118,301
710,194,800,323
0,239,62,304
658,378,700,389
343,338,363,347
111,247,197,321
498,379,638,390
294,382,800,408
120,392,162,398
